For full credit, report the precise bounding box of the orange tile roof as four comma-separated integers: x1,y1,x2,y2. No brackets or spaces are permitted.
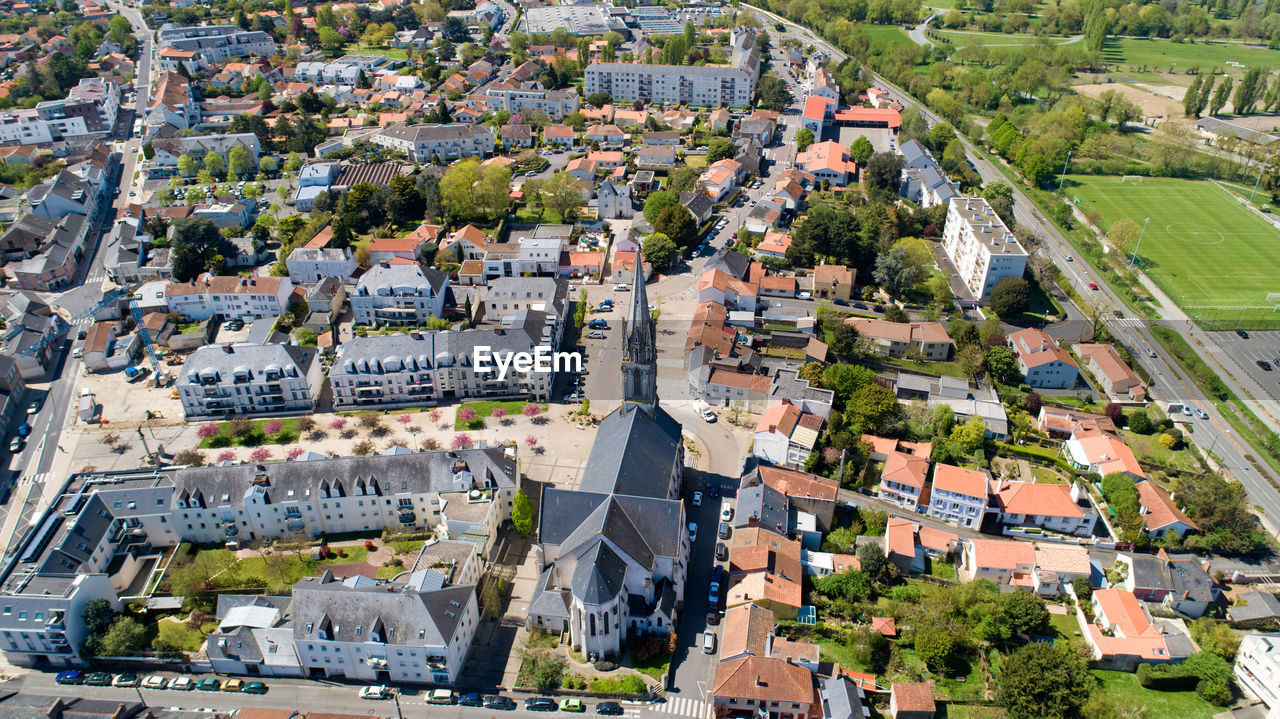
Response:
931,464,988,499
567,252,603,267
726,572,802,610
1072,433,1145,478
802,95,834,121
917,526,958,554
1033,542,1091,575
1037,406,1116,436
721,604,775,659
699,268,757,297
758,275,795,292
757,232,791,255
165,275,284,297
796,140,855,176
756,401,801,437
884,517,916,558
713,656,813,705
966,538,1036,570
587,150,624,164
891,682,936,712
871,617,896,637
1094,588,1153,637
1135,480,1197,533
995,481,1084,518
770,636,819,665
755,464,838,502
1077,342,1142,390
367,236,425,254
1009,327,1078,369
845,317,952,345
882,450,928,489
708,369,772,393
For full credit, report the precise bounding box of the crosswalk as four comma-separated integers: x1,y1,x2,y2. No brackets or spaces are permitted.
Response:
84,270,108,285
1108,317,1145,327
19,473,49,487
645,696,713,719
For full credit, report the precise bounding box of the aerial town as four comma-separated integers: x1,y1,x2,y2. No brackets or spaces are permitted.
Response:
2,0,1280,717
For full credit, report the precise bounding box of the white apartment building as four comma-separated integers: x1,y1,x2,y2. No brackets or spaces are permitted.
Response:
942,197,1027,300
370,124,494,163
177,343,321,419
1236,633,1280,714
485,83,580,120
286,246,357,284
156,24,276,71
584,29,760,108
926,464,988,530
0,78,119,144
351,263,450,327
330,325,556,409
294,55,392,84
165,274,293,321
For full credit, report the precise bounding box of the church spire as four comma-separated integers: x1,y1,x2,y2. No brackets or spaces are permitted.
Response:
621,253,657,413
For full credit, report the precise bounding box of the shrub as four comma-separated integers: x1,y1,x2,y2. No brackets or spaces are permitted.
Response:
594,660,618,672
1128,410,1154,434
1159,433,1176,449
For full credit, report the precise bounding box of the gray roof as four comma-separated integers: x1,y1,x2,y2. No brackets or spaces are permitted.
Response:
703,248,751,280
680,191,714,219
571,541,627,605
334,327,543,375
293,570,475,646
377,123,490,143
1128,553,1215,605
821,673,869,719
579,404,681,498
538,489,684,566
356,262,448,294
528,566,570,620
1228,591,1280,622
899,139,931,169
181,343,316,384
735,483,788,531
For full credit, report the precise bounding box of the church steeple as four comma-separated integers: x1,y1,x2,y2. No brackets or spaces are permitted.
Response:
621,255,657,413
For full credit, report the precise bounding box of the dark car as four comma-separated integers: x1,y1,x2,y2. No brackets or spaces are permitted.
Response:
597,702,624,716
708,483,719,498
459,693,485,707
1258,360,1272,371
712,565,726,583
587,319,609,330
17,422,30,437
242,681,268,694
84,672,113,686
715,542,728,561
1237,329,1250,339
77,330,87,340
55,670,84,685
525,698,557,712
718,522,731,539
484,695,517,710
832,298,849,306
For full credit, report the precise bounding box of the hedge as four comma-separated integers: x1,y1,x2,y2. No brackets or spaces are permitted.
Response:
1136,662,1199,691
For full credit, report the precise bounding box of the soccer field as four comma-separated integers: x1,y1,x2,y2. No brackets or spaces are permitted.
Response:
1067,175,1280,329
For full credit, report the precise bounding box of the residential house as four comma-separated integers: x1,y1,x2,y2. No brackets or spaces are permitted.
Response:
597,179,633,219
812,264,853,301
1036,406,1116,439
754,232,791,260
899,140,959,208
1235,633,1280,714
844,317,952,360
611,251,651,283
1063,431,1145,479
286,247,356,284
894,373,1009,439
1134,480,1197,539
700,161,740,202
796,141,856,185
752,400,823,469
351,263,450,327
165,274,292,321
741,462,838,533
500,123,534,149
1120,550,1218,619
801,95,836,133
585,124,627,146
889,683,936,719
726,527,803,619
439,225,491,261
713,656,815,719
177,343,321,418
1076,343,1145,401
926,464,987,530
370,123,493,163
636,145,678,169
80,321,138,373
543,125,576,147
1082,588,1193,669
1007,328,1080,389
992,479,1098,538
680,192,714,225
879,451,929,511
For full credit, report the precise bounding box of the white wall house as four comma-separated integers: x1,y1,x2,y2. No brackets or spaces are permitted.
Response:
350,264,450,327
177,343,321,419
1236,633,1280,714
165,275,292,321
286,247,357,284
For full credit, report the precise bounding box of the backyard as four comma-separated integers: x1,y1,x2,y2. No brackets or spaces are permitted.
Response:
1092,670,1218,719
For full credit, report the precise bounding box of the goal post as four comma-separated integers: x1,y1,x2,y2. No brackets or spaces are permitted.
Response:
1121,175,1143,182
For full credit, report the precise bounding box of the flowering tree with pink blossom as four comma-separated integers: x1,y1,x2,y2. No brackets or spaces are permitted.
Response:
522,403,541,418
249,448,272,462
429,409,443,425
216,450,236,463
460,406,478,422
287,447,305,460
330,418,348,432
452,433,473,449
525,435,538,449
264,420,283,436
396,414,412,426
197,423,220,440
492,407,507,420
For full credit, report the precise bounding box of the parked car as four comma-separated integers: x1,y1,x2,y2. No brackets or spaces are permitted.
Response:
242,681,268,694
597,701,624,716
459,693,485,707
221,678,245,692
196,678,221,691
586,330,606,339
55,670,84,685
588,319,609,330
84,672,112,686
9,437,22,453
688,522,698,542
428,689,455,705
485,695,517,710
718,522,731,539
715,542,728,561
525,697,557,712
700,407,717,422
1237,329,1250,339
709,581,720,605
692,491,702,507
142,675,168,689
702,631,717,654
613,284,628,291
560,698,586,713
17,422,30,437
1258,360,1272,371
113,674,140,687
360,686,391,700
169,677,194,691
26,400,40,415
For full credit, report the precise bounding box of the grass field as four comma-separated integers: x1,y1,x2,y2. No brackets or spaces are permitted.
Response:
1066,175,1280,329
1092,670,1218,719
1103,36,1276,73
935,29,1079,47
864,24,913,48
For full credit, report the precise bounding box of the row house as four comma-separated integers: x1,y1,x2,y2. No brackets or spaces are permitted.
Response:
178,343,321,419
957,538,1090,598
164,274,293,321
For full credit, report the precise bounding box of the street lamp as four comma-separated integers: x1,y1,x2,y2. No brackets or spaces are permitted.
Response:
1208,429,1230,458
1057,150,1072,192
1126,217,1151,271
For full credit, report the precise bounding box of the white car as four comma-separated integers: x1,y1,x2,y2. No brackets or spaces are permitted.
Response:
613,284,628,291
688,522,698,543
701,408,717,423
142,675,168,689
720,502,733,522
360,686,391,700
168,676,194,691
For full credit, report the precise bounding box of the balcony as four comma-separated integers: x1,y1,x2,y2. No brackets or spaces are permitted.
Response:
398,510,416,524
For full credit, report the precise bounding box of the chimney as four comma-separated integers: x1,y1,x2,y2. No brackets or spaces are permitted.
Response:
755,675,765,687
765,631,774,657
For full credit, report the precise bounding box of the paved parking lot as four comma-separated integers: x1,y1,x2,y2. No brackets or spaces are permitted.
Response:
1207,329,1280,401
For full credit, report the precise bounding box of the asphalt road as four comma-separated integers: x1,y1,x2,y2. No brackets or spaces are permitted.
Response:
743,1,1280,540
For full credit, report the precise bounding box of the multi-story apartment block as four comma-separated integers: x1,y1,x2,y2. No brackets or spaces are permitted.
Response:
330,324,556,408
155,24,276,71
926,464,988,529
485,82,580,120
370,124,494,163
286,246,356,284
0,78,119,144
149,133,260,175
942,197,1027,300
1236,633,1280,714
164,274,293,321
584,29,760,108
484,277,568,336
294,55,393,84
351,263,450,327
0,448,518,675
178,343,321,418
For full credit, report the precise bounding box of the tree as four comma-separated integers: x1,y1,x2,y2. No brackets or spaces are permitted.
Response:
996,642,1094,719
1234,67,1265,114
957,345,986,380
857,542,889,583
512,488,534,537
1183,73,1205,118
1210,76,1233,116
81,599,117,655
1190,618,1241,662
586,92,612,108
1001,591,1049,635
949,318,979,349
984,346,1020,385
441,16,469,41
829,323,861,360
98,616,148,657
668,166,703,194
540,171,587,220
990,277,1029,317
864,152,904,193
707,136,736,163
643,232,678,270
643,190,679,225
914,629,955,671
847,383,901,437
203,150,226,177
284,151,304,173
950,414,987,451
170,217,222,282
931,404,955,437
259,156,278,173
795,127,815,152
1105,217,1142,254
872,246,920,296
849,135,875,164
755,71,792,110
653,204,697,250
177,154,198,177
440,158,483,219
981,180,1015,225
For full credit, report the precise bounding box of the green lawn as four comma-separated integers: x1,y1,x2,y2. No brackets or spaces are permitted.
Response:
865,24,914,48
1103,36,1277,74
457,400,548,420
197,417,302,448
875,356,968,378
179,546,374,594
1048,611,1080,640
155,617,220,652
684,155,708,168
1065,175,1280,329
935,29,1079,46
1092,670,1218,719
1119,429,1202,471
815,635,871,673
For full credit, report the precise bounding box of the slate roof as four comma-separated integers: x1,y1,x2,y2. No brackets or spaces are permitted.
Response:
293,570,474,647
571,541,627,605
579,404,681,498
